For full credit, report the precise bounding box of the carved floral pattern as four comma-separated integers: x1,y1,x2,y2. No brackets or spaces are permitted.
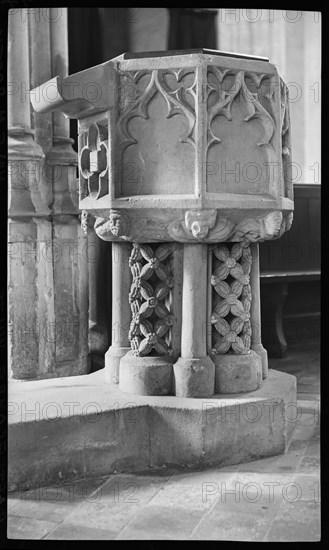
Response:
80,210,94,234
211,242,252,354
128,243,174,356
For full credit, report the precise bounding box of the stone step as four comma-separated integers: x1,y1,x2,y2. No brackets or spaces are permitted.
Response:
8,369,296,492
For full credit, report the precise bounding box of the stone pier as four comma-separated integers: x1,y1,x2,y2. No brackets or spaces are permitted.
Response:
8,8,90,380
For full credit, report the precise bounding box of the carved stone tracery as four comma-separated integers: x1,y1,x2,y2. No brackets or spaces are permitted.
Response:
79,122,108,200
117,68,197,161
206,68,276,154
280,78,293,199
211,242,252,354
128,243,174,357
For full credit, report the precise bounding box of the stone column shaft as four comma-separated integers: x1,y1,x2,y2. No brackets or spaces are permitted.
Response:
105,242,131,383
181,244,208,357
87,231,111,365
250,243,268,378
9,8,90,379
48,8,90,375
8,9,30,129
8,9,50,380
173,244,215,397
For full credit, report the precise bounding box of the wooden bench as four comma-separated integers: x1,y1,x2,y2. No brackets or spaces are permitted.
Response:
260,271,320,357
259,184,320,358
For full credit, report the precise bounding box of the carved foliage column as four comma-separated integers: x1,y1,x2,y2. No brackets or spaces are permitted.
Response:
211,242,252,355
210,241,262,394
119,243,176,396
128,243,174,357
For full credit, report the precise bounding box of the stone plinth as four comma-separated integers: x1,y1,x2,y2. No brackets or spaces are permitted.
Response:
8,368,297,492
31,48,294,397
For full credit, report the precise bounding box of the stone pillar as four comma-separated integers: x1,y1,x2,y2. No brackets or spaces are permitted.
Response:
8,8,51,379
250,243,268,378
173,244,215,397
9,8,89,379
105,242,131,383
87,229,111,367
46,8,90,376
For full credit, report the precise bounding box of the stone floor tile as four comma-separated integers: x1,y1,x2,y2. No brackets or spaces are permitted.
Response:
293,474,320,502
7,497,21,511
266,499,320,541
7,515,57,539
310,425,321,439
59,501,144,534
44,523,117,540
238,451,302,474
57,476,164,533
298,456,320,474
214,471,299,510
117,505,204,540
193,511,271,541
165,468,236,487
8,477,108,523
147,482,217,511
291,423,317,441
304,439,320,457
286,438,308,456
192,491,280,541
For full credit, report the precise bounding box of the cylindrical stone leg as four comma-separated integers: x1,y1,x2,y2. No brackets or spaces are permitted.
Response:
174,244,215,397
250,243,268,379
105,242,132,383
88,231,110,359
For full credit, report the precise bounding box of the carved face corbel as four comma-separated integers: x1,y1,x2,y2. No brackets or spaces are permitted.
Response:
109,209,131,237
94,210,131,240
185,210,217,240
263,211,283,238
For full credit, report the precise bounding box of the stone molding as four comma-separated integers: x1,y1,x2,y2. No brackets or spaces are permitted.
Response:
94,208,293,244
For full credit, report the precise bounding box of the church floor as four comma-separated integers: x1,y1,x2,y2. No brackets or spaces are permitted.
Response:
7,345,320,541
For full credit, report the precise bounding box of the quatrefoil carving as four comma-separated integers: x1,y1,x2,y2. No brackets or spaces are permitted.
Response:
79,123,108,199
